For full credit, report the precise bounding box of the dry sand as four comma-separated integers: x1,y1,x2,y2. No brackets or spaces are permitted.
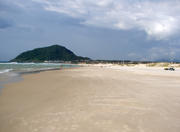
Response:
0,66,180,132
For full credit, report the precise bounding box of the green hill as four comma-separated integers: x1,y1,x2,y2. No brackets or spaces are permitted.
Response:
11,45,90,62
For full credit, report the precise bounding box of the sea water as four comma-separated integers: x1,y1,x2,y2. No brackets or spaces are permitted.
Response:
0,62,78,89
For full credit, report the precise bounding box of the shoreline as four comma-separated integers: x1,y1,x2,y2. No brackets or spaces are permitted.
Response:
0,65,180,132
0,65,81,90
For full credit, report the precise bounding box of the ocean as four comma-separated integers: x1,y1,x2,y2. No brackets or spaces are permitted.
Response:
0,62,78,89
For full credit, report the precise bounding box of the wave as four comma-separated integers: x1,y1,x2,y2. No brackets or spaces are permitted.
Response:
0,62,76,66
0,62,61,65
0,63,78,74
0,69,13,74
0,62,34,65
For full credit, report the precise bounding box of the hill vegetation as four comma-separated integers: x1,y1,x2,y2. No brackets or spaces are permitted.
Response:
11,45,90,62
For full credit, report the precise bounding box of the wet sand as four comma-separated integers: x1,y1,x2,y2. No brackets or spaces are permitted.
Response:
0,66,180,132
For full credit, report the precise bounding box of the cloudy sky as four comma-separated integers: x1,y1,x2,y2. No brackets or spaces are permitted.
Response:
1,0,180,61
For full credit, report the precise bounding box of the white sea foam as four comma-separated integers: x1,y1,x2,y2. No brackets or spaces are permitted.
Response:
0,62,18,65
0,69,13,74
0,63,77,74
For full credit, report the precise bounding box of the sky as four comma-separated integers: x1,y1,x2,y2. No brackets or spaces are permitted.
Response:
0,0,180,61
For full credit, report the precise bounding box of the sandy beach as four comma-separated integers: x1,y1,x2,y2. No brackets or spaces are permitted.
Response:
0,65,180,132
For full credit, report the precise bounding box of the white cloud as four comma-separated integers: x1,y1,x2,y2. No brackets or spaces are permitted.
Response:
32,0,180,39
